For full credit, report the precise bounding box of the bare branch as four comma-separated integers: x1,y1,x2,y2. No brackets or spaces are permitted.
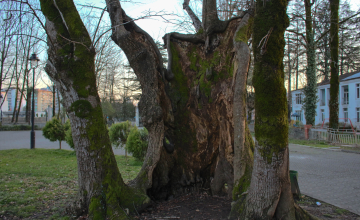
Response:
183,0,203,32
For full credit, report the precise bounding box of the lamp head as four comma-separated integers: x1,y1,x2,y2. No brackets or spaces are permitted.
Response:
29,53,40,68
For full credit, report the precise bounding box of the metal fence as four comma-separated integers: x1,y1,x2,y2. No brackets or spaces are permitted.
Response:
309,128,360,145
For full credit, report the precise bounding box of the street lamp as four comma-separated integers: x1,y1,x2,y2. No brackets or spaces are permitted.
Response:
0,94,3,125
29,53,40,149
133,99,139,127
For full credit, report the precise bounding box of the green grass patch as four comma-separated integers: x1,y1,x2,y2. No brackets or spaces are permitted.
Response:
0,149,142,219
288,139,333,148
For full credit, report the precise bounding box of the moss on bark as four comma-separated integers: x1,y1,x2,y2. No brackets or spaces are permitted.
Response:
303,0,317,126
40,0,150,218
252,0,289,163
329,0,340,129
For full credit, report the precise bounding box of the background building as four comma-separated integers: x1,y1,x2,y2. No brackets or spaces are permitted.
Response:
291,71,360,128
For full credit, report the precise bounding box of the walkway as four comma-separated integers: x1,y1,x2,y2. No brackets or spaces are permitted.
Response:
0,130,126,155
289,144,360,215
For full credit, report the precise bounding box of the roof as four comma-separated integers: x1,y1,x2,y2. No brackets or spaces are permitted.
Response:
318,71,360,86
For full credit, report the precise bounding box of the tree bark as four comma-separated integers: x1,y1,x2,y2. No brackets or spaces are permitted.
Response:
303,0,317,126
329,0,339,129
39,1,149,219
106,0,254,202
243,0,298,218
183,0,203,32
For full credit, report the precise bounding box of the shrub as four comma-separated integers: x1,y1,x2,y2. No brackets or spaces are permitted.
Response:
109,121,132,148
42,118,66,149
126,126,148,161
0,125,40,131
64,120,74,149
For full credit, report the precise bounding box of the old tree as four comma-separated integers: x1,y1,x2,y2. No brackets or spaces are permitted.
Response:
39,0,313,219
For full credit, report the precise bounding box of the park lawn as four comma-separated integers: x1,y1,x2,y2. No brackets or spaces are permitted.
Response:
0,149,142,219
288,138,333,148
251,132,333,148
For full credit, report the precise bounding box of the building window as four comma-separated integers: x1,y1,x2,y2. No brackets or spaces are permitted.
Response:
295,110,302,121
320,89,325,106
327,88,330,105
342,85,349,105
296,93,302,104
344,108,348,122
321,109,325,122
357,84,359,99
357,108,360,123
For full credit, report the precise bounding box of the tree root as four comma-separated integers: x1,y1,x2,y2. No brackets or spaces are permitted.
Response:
294,203,320,220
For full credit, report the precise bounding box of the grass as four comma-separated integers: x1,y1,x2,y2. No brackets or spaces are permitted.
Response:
251,132,333,148
0,149,142,219
288,138,334,148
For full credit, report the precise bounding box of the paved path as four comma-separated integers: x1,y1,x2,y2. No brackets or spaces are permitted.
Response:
289,144,360,215
0,130,126,155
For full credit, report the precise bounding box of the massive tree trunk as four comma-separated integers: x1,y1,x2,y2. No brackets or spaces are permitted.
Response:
40,0,255,218
39,1,149,219
329,0,339,129
106,0,254,204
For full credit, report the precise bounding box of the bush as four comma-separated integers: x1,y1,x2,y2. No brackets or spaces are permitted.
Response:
42,118,66,149
0,125,40,131
109,121,132,148
64,120,74,149
126,126,148,161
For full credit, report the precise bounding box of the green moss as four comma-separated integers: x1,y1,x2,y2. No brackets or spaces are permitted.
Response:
235,18,253,43
229,194,247,219
40,0,96,99
252,0,289,163
170,42,189,103
196,28,204,35
232,165,252,200
89,196,106,220
69,100,93,118
199,74,212,97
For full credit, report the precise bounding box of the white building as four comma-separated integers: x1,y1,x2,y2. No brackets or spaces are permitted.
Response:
291,71,360,128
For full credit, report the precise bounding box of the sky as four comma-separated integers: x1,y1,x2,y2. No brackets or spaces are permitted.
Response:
87,0,360,42
36,0,360,88
89,0,188,42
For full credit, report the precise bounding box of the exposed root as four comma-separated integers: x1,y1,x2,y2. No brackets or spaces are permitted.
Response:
294,203,321,220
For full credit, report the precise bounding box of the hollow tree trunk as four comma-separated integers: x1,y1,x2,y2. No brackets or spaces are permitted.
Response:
39,1,149,219
106,0,254,203
244,0,296,218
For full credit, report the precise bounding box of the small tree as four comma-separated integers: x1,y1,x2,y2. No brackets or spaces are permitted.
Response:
64,120,74,149
109,121,132,157
42,118,66,150
126,126,148,161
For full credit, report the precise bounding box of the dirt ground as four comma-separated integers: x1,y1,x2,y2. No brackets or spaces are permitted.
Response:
134,193,360,220
1,193,359,219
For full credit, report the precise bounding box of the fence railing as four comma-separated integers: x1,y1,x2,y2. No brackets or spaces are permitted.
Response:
309,128,360,145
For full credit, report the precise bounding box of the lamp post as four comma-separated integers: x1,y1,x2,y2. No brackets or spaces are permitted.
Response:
133,99,139,127
0,94,3,126
29,53,40,149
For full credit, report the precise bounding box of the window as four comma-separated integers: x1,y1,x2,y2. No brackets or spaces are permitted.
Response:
321,109,325,122
357,108,360,123
344,108,348,122
320,89,326,106
342,85,349,105
357,84,359,99
295,110,302,121
296,93,302,104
